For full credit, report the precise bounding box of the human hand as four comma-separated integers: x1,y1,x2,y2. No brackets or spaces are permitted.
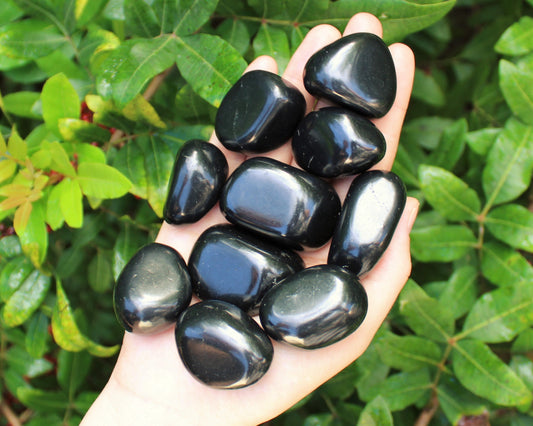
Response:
82,12,417,425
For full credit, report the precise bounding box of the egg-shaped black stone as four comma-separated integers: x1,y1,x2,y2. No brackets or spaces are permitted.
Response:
189,224,304,313
259,265,367,349
292,107,386,177
163,139,228,225
304,33,396,118
175,300,273,389
220,157,341,250
113,243,192,335
328,171,406,276
215,70,306,153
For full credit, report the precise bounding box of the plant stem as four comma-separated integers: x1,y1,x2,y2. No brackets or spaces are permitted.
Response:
0,400,22,426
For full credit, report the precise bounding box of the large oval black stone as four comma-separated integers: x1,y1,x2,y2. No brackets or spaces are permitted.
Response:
292,107,386,177
114,243,192,335
189,224,304,313
328,171,406,276
220,157,341,250
175,300,273,389
259,264,367,349
163,139,228,225
304,33,396,118
215,70,306,153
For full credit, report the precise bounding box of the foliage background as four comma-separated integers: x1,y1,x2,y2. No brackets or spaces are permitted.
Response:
0,0,532,424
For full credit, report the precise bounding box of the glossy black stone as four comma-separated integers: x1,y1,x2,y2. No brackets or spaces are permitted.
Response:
215,70,306,153
163,139,228,225
189,224,304,313
259,265,368,349
292,107,386,178
328,171,406,276
220,157,341,250
304,33,396,118
114,243,192,335
175,300,273,389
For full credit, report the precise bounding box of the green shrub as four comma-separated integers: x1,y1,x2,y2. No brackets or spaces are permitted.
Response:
0,0,531,424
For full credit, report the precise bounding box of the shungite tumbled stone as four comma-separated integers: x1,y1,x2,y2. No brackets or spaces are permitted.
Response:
189,224,304,313
259,264,368,349
292,107,386,177
215,70,306,153
304,33,396,118
220,157,341,250
163,139,228,225
114,243,192,335
175,300,273,389
328,171,406,276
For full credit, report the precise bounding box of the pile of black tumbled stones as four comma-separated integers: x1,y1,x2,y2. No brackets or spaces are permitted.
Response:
113,33,406,389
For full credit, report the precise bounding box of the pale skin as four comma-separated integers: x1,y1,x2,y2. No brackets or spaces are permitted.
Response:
82,13,418,425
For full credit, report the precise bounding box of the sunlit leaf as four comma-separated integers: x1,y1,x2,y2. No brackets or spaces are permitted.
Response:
481,241,533,287
499,60,533,126
485,204,533,252
77,162,132,199
357,396,393,426
411,225,477,262
41,73,80,138
495,16,533,56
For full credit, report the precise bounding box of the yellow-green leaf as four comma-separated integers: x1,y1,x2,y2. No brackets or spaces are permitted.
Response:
0,158,16,183
77,162,131,199
41,73,81,138
7,127,26,161
13,200,32,234
47,141,76,177
58,178,83,228
122,95,166,129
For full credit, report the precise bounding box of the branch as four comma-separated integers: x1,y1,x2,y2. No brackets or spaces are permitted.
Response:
0,400,22,426
414,393,439,426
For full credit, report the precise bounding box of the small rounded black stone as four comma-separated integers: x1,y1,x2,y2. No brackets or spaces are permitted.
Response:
259,264,368,349
113,243,192,335
292,107,386,177
304,33,397,118
189,224,304,313
220,157,341,250
328,171,406,276
215,70,306,153
163,139,228,224
175,300,273,389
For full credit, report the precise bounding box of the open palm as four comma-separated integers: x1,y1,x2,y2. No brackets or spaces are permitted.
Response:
83,13,418,426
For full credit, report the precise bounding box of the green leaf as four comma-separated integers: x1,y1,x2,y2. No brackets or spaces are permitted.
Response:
411,68,445,107
0,255,33,301
58,178,83,228
357,396,393,426
438,266,478,320
77,162,132,199
399,280,454,342
7,127,26,161
172,0,219,36
326,0,457,43
481,241,533,287
411,225,477,262
46,184,64,231
70,143,106,164
253,23,290,73
459,282,533,343
0,20,67,60
58,118,111,143
112,139,148,199
0,235,22,258
428,118,467,170
122,95,166,128
2,269,51,327
354,343,390,402
6,345,52,378
510,355,533,393
52,279,119,357
175,84,217,123
17,388,69,412
17,200,48,267
0,0,23,26
113,223,148,280
41,73,81,138
486,204,533,252
419,165,480,222
367,368,432,411
452,339,532,407
96,36,178,108
375,332,442,371
215,18,251,56
436,374,488,425
88,249,113,293
124,0,160,38
44,141,77,176
499,60,533,126
482,118,533,207
175,33,247,107
495,17,533,56
75,0,108,27
401,116,454,150
513,329,533,354
25,311,49,358
2,91,41,119
465,128,501,156
57,349,91,395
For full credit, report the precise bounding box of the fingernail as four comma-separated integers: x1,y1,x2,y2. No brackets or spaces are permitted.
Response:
406,201,419,233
